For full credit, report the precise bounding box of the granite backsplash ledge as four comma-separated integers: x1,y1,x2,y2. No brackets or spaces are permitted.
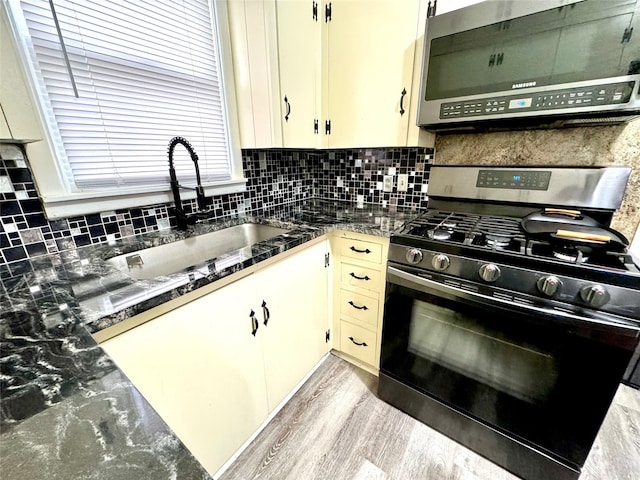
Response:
434,119,640,241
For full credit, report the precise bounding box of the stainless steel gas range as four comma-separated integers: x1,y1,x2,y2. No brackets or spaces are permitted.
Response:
378,166,640,480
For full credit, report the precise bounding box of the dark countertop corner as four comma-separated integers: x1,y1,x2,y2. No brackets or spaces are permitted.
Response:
0,198,423,479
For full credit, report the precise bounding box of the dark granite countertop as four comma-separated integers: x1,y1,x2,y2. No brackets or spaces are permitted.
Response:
0,199,422,479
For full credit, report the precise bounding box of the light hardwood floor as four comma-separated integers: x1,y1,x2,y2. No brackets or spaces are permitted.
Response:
220,354,640,480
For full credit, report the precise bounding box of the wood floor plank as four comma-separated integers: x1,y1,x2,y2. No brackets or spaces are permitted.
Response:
220,354,640,480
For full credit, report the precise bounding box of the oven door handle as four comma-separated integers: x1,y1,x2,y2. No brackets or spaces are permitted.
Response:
387,266,640,339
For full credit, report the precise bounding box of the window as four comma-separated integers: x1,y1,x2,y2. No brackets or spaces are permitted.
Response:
4,0,243,216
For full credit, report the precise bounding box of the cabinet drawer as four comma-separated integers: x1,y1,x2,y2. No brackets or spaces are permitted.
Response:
339,238,383,264
339,289,379,327
340,262,381,292
340,321,377,366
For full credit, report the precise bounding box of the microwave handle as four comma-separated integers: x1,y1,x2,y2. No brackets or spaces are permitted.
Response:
387,266,640,341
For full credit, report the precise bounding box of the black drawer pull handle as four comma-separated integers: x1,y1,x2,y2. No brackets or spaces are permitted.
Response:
284,96,291,122
262,300,270,326
349,272,370,281
348,301,368,311
348,336,368,347
350,246,371,254
399,88,407,116
250,309,259,336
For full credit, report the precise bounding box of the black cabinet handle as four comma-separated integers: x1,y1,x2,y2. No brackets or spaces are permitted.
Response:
488,53,496,67
312,1,318,21
348,301,368,311
349,272,370,281
350,246,371,254
284,96,291,122
250,309,259,336
262,300,270,326
348,336,368,347
399,88,407,116
496,52,504,66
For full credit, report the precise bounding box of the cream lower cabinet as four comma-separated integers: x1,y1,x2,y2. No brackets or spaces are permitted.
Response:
330,231,389,370
100,239,330,476
255,239,331,410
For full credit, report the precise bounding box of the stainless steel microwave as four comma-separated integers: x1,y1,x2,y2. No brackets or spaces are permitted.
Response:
417,0,640,131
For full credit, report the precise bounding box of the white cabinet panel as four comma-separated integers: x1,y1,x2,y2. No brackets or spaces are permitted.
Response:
0,105,11,139
101,274,268,476
276,0,322,147
100,240,331,475
325,0,422,147
227,0,282,148
256,240,330,411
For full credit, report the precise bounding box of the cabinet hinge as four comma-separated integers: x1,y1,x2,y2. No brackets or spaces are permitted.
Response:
622,26,633,44
314,119,319,134
312,1,318,21
325,2,332,22
325,120,331,135
427,0,437,18
325,329,331,343
324,252,330,268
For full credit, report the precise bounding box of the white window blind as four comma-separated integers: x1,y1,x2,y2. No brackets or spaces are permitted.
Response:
17,0,232,190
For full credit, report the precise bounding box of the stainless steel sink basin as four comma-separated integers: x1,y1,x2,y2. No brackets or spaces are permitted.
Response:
106,223,289,280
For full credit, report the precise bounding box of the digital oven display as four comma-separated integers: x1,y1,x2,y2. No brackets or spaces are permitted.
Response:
476,170,551,190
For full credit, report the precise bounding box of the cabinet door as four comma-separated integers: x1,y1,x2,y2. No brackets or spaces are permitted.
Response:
0,104,11,139
255,241,330,411
276,0,321,147
325,0,421,148
100,275,268,476
227,0,282,148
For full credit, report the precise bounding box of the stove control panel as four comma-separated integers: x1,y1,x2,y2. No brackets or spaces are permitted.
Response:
476,169,551,190
387,244,639,320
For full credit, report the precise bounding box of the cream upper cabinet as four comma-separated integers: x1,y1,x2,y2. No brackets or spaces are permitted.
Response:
276,0,322,148
0,105,11,140
227,0,434,149
324,0,425,148
227,0,282,148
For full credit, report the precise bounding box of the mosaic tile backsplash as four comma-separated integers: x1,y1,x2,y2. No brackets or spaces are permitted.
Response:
0,144,433,271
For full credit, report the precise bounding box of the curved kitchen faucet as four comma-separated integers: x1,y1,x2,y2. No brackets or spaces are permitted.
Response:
168,136,207,230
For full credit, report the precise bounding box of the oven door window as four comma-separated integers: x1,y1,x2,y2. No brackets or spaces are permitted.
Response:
381,282,631,467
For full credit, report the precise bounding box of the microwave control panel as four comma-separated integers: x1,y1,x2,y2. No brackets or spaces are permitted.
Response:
439,81,635,119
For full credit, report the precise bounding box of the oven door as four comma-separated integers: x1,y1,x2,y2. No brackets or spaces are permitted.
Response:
380,264,639,469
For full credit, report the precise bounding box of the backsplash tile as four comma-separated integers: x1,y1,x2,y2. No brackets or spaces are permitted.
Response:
309,147,433,209
1,145,433,269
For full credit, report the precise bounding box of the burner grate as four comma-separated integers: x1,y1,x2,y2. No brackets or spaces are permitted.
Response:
403,210,526,253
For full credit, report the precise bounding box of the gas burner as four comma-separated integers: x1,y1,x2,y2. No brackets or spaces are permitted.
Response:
428,228,454,240
553,247,589,264
485,234,512,249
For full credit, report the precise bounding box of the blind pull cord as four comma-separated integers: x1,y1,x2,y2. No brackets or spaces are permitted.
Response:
48,0,79,98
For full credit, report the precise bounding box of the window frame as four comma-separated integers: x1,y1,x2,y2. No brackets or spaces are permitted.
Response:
2,0,244,219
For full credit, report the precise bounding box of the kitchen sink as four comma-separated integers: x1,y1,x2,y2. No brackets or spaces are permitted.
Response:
106,223,290,280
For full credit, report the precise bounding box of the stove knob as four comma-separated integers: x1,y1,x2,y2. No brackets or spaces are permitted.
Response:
580,284,609,307
479,263,501,282
405,248,423,265
431,254,450,271
537,275,563,297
